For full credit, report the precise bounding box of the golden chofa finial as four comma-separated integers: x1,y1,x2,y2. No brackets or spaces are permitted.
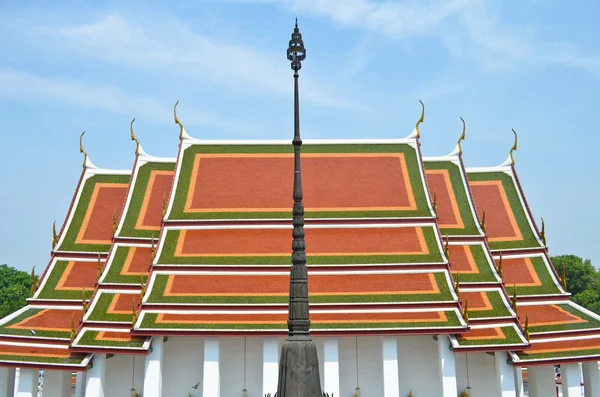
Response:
174,100,185,141
479,209,486,234
497,251,503,278
70,313,76,343
415,99,425,139
511,284,518,313
455,273,460,296
509,128,518,166
539,217,546,246
79,131,88,168
462,296,469,323
457,117,466,155
444,233,450,261
52,221,59,250
130,118,140,155
432,191,437,214
524,312,530,341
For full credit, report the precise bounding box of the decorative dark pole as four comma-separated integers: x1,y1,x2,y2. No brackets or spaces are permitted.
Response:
276,20,323,397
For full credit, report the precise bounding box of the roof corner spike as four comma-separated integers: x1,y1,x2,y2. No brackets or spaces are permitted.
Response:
524,312,530,341
497,251,503,278
457,117,466,155
511,284,518,313
52,221,59,250
479,208,486,235
509,128,518,166
130,118,140,155
415,99,425,139
462,296,469,324
539,217,546,246
79,131,88,169
174,100,185,141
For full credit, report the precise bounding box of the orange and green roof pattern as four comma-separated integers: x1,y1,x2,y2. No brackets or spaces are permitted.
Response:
424,160,481,236
143,270,455,306
34,258,101,301
84,292,140,324
517,302,600,335
136,308,466,334
56,173,131,253
452,324,528,349
156,224,444,266
0,307,82,340
448,242,499,283
99,244,152,285
167,143,433,220
0,341,90,367
467,170,542,251
72,328,149,351
458,289,513,321
117,161,175,239
512,335,600,364
495,254,563,296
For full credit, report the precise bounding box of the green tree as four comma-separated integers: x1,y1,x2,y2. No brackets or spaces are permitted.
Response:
551,255,600,314
0,264,32,319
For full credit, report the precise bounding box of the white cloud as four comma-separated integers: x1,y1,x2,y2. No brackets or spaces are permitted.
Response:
0,68,218,126
24,13,358,110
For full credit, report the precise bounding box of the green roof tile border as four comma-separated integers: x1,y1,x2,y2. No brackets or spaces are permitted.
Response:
0,342,90,367
0,307,78,340
512,335,600,363
57,173,131,253
156,224,445,266
167,143,433,220
144,270,456,305
85,291,138,324
100,243,151,285
466,170,541,250
73,328,149,350
519,301,600,334
424,160,481,236
450,242,499,283
35,258,98,301
135,308,465,332
497,253,562,296
117,161,175,239
452,324,527,348
460,289,513,320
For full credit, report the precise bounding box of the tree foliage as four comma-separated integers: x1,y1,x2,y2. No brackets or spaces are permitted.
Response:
0,264,32,319
551,255,600,314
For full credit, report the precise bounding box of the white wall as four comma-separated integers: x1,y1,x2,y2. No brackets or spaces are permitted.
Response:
162,337,204,397
455,352,497,397
103,354,144,397
398,335,442,397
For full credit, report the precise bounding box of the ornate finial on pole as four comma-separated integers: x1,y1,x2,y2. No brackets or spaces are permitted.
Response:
539,217,546,246
509,128,518,166
277,20,322,397
457,117,466,155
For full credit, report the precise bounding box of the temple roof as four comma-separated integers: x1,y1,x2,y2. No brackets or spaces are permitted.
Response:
166,140,434,221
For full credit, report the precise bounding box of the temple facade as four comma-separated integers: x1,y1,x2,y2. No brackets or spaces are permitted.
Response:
0,108,599,397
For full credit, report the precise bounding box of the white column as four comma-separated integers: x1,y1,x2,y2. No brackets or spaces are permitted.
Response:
203,338,220,397
494,352,517,397
74,372,85,397
42,370,72,397
323,338,340,396
438,335,457,397
562,363,583,397
84,354,106,397
382,337,399,397
0,367,16,397
262,338,278,396
582,361,600,397
528,366,556,397
144,336,164,397
514,367,525,397
16,368,37,397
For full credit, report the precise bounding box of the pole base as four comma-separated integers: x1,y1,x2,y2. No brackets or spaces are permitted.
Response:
276,336,322,397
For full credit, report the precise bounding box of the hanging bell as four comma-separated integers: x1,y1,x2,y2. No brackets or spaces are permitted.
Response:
354,387,361,397
242,388,248,397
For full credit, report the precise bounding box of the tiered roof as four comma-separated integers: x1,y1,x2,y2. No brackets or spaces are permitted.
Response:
423,138,528,353
466,144,600,365
71,137,174,355
134,129,468,336
0,145,130,369
1,106,597,370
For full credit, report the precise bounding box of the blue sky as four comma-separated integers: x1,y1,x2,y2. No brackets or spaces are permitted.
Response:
0,0,599,272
